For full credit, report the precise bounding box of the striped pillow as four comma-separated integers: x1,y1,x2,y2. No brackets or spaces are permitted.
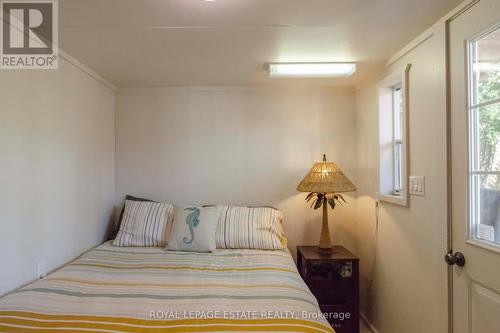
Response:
113,200,174,247
215,206,287,250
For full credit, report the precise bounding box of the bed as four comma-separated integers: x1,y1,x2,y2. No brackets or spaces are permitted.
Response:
0,242,334,333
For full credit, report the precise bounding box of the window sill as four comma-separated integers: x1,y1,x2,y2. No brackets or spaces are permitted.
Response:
380,193,408,207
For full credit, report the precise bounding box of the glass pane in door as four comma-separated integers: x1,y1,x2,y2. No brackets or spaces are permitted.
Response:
478,103,500,172
472,174,500,244
473,27,500,105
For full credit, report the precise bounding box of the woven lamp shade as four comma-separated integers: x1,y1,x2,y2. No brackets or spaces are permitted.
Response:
297,155,357,193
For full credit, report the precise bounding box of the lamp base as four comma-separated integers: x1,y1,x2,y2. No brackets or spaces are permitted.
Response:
314,247,338,255
317,200,336,255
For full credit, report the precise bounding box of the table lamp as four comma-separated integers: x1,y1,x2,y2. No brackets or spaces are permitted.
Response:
297,154,357,254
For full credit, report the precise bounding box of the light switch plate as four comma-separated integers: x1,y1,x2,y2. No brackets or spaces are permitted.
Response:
409,176,425,196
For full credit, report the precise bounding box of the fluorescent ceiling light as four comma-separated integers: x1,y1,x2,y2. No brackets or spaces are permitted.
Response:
269,63,356,78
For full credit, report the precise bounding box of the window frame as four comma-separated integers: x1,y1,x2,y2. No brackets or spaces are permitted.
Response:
378,64,411,206
466,24,500,250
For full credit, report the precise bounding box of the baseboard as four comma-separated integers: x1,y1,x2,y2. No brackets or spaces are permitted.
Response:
360,312,380,333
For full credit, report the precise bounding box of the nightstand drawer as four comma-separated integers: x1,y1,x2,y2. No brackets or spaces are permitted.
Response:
319,304,355,333
308,261,354,279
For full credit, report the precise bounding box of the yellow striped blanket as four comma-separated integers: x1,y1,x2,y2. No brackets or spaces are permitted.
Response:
0,242,334,332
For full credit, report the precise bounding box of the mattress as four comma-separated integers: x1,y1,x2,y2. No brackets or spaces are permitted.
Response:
0,242,334,332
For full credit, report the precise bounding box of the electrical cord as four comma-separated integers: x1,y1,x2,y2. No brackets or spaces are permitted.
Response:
367,199,380,299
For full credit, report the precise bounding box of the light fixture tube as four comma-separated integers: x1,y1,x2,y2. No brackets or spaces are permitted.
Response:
268,63,356,78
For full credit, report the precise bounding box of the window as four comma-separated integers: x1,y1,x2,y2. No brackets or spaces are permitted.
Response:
379,65,411,206
467,26,500,246
393,85,403,194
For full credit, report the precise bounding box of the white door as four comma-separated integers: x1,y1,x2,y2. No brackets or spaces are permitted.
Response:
449,0,500,332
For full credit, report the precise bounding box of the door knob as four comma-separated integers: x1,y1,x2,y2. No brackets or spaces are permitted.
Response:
445,251,465,267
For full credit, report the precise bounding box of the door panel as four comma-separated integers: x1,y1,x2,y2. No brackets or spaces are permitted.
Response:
449,0,500,332
471,282,500,333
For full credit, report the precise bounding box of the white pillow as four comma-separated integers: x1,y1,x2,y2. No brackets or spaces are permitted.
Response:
113,200,173,247
215,206,287,250
167,206,218,253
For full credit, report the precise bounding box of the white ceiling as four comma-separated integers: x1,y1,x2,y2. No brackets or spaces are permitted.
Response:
59,0,462,87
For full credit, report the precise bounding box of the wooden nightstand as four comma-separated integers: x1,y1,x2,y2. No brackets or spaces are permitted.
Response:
297,246,359,333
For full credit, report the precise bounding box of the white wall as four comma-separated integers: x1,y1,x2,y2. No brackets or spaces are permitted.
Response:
115,87,357,254
355,22,449,333
0,58,116,296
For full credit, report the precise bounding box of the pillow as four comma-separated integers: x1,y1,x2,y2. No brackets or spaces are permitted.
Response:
167,206,218,253
215,205,287,250
109,195,154,240
113,200,174,247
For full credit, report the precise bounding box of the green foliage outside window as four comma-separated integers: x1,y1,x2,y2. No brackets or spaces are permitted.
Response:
478,71,500,187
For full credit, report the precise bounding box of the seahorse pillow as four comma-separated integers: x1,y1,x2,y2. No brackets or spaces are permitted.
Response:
166,206,218,253
215,206,287,250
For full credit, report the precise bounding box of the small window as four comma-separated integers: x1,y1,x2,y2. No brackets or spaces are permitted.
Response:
378,65,411,206
467,25,500,246
392,85,403,195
